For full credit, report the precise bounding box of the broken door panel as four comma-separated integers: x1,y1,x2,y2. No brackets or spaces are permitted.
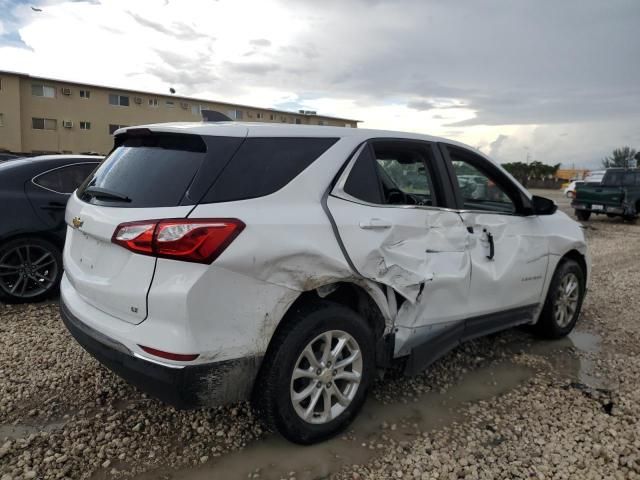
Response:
460,212,548,316
326,196,471,327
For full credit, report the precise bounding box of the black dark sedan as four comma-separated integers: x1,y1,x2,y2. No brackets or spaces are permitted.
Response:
0,155,102,303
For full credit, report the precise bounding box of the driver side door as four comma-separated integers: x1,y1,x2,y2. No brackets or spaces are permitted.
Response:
440,143,549,338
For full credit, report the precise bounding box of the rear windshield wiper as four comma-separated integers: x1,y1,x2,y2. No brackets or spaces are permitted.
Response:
83,186,132,202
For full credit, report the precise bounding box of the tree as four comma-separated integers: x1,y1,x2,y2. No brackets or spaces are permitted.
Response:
502,161,560,186
501,161,530,185
602,146,637,168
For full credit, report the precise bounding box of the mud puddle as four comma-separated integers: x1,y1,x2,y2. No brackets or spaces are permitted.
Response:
134,329,601,480
137,361,535,480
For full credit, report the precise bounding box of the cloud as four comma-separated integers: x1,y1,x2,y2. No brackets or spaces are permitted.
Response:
0,0,639,167
489,134,509,158
249,38,271,47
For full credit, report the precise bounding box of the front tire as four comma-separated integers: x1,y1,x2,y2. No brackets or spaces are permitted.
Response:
534,259,585,338
0,237,62,303
252,300,375,444
575,210,591,221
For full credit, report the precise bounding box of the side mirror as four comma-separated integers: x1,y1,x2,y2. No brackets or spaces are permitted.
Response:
531,195,557,215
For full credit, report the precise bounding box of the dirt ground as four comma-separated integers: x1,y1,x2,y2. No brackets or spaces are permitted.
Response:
1,189,639,480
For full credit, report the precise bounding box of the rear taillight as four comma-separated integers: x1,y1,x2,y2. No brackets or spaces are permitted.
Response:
112,218,245,264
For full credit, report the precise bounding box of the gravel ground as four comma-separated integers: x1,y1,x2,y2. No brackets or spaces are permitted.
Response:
1,189,639,480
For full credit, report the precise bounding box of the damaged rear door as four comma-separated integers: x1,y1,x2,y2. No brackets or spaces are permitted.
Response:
327,139,470,361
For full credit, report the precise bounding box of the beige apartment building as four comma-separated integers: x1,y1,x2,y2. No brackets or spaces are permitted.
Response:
0,70,359,155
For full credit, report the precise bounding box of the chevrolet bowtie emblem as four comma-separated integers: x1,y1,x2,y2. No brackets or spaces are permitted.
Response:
72,217,84,229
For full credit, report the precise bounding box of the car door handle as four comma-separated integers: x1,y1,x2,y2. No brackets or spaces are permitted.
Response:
359,218,392,229
483,229,495,260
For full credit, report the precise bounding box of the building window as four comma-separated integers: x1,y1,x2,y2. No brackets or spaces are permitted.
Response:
295,118,302,124
256,112,264,119
345,123,352,128
108,94,129,106
148,98,159,107
191,105,201,115
318,120,325,126
280,115,287,123
0,78,3,91
80,121,91,130
108,124,128,135
166,100,175,108
80,90,90,99
270,114,275,121
32,117,57,130
0,113,4,127
32,84,56,98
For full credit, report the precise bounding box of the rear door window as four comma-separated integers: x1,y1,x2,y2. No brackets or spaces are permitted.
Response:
201,137,338,203
373,142,437,206
343,145,383,204
34,163,98,194
78,133,208,207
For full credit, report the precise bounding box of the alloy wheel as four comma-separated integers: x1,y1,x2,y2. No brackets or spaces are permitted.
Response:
553,272,580,328
0,243,59,299
290,330,363,424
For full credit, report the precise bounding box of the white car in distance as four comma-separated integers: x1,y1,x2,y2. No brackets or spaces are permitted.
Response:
60,123,589,444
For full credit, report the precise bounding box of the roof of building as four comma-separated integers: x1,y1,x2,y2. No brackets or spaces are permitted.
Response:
0,69,361,123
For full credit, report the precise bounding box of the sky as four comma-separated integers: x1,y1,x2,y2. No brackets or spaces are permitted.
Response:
1,0,639,168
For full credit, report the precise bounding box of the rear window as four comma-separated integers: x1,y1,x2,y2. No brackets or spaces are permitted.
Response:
201,137,339,203
77,133,207,207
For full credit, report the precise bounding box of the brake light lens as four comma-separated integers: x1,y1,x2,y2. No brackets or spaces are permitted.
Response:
112,218,245,264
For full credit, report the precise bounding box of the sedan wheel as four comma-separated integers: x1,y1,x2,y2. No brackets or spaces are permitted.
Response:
0,238,62,303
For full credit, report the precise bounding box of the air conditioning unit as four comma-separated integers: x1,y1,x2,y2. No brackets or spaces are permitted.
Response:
61,88,71,96
134,96,143,104
62,120,73,129
181,102,189,109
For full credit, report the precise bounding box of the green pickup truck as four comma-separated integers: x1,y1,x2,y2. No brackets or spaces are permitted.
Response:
572,168,640,221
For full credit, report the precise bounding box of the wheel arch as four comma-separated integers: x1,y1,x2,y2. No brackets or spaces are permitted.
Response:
560,249,588,283
0,230,65,252
261,281,393,371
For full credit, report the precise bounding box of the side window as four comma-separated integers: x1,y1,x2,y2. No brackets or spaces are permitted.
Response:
343,145,383,204
372,142,436,206
34,163,97,194
622,172,635,186
341,141,438,206
448,148,516,214
202,137,339,203
603,171,622,186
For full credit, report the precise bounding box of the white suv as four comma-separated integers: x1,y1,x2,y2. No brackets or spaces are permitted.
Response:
60,123,589,444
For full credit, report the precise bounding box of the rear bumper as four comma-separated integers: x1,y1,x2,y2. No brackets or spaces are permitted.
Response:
571,201,625,215
60,298,262,409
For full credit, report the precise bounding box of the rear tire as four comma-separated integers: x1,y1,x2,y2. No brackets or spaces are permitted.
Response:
534,259,585,339
0,237,62,304
575,210,591,221
252,300,375,444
